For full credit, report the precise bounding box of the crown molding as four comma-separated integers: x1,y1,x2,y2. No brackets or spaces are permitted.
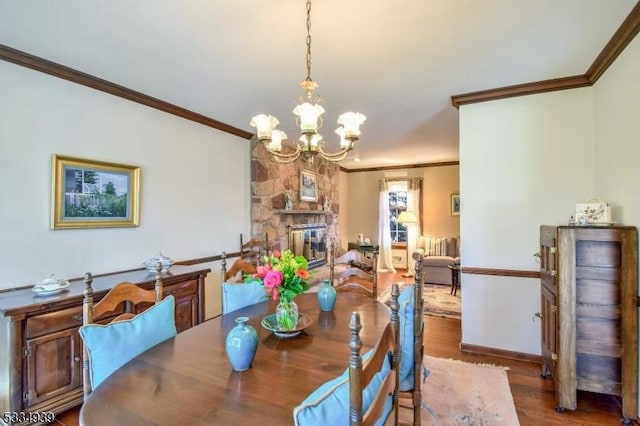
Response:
451,75,590,108
451,1,640,108
0,43,253,140
586,1,640,82
339,160,459,173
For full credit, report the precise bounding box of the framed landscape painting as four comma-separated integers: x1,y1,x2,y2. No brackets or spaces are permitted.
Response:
51,155,140,229
299,169,318,202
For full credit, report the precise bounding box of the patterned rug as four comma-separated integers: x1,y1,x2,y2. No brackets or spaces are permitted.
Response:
397,356,519,425
378,283,461,319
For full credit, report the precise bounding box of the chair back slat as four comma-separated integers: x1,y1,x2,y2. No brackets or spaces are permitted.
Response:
349,283,400,426
331,239,378,299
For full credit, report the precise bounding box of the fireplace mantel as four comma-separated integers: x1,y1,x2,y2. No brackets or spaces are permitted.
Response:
275,210,331,215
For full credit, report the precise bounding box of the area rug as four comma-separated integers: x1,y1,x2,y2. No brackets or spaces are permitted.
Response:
398,355,520,425
378,283,461,319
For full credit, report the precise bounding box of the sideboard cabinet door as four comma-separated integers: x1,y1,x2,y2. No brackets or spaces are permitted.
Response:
24,329,82,408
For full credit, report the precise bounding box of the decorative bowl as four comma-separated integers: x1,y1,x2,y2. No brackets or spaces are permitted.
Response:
143,252,175,274
261,313,313,338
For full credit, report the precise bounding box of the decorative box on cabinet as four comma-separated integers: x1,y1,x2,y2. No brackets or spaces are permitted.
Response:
539,225,638,421
0,265,210,426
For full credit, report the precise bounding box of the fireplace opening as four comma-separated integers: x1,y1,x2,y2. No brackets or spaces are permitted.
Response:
288,223,327,269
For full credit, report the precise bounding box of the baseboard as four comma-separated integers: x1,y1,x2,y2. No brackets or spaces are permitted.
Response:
460,342,542,364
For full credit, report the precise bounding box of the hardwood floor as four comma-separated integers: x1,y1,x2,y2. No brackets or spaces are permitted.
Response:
376,270,635,426
55,270,635,425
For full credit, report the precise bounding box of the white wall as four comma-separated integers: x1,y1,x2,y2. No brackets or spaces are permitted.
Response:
593,34,640,232
459,88,595,354
592,33,640,409
0,61,252,318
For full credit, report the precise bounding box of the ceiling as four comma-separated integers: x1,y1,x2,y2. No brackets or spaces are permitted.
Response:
1,1,637,170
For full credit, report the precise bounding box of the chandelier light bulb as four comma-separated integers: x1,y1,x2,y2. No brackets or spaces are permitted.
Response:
338,112,366,139
335,127,350,149
293,102,325,133
268,130,287,152
250,114,279,140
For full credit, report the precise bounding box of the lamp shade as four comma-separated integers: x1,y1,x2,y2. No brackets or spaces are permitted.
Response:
397,211,417,225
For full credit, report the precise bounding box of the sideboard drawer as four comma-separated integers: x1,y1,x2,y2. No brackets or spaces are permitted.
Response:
25,306,83,339
164,279,198,298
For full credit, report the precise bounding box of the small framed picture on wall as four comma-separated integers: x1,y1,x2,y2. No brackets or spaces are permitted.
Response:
299,169,318,202
450,193,460,216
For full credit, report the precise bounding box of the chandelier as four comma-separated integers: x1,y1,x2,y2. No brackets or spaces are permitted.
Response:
250,0,366,165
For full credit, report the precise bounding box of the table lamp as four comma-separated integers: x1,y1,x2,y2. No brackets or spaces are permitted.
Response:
397,210,417,277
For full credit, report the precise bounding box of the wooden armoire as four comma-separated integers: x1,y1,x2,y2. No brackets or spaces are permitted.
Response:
539,225,638,421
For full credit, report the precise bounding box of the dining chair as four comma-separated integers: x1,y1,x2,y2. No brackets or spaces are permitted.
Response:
220,252,266,314
239,232,270,267
292,284,400,426
79,262,177,399
329,239,378,299
221,251,257,282
398,252,426,426
349,282,400,425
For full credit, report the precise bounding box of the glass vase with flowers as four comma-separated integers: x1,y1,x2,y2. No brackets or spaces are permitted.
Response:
247,249,311,330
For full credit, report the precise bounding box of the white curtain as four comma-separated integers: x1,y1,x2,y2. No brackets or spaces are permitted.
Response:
406,178,422,276
377,181,396,272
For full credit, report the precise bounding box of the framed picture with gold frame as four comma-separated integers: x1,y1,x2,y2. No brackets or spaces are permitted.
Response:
299,169,318,202
51,155,140,229
450,193,460,216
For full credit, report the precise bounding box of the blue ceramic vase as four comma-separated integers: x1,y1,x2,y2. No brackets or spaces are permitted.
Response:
225,316,258,371
317,279,337,312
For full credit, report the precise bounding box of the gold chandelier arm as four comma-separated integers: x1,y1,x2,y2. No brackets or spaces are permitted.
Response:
263,141,303,164
317,144,351,162
270,152,302,164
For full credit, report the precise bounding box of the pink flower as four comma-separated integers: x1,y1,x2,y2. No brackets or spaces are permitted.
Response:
254,265,270,279
272,249,281,259
272,288,280,301
263,270,283,289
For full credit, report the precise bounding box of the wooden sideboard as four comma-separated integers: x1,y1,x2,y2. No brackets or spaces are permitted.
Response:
0,265,210,425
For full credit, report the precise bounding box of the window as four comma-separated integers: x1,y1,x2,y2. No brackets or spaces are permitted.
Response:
388,181,408,243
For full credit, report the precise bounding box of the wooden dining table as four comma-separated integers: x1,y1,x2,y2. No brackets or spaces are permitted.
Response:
79,292,391,425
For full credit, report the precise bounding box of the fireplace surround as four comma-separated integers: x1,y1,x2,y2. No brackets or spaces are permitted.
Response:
288,223,327,269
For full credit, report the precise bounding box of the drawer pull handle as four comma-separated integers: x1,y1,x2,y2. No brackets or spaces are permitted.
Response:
72,314,82,321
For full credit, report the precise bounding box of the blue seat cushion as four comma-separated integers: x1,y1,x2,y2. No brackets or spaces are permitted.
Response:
79,295,177,389
398,284,416,391
292,349,393,426
222,280,266,314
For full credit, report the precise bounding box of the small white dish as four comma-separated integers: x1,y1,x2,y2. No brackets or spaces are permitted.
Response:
33,274,70,296
33,282,70,296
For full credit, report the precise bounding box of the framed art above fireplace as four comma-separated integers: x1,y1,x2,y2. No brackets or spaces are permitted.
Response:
299,169,318,202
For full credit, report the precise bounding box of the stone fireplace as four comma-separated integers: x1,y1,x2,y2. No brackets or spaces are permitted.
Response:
250,142,340,257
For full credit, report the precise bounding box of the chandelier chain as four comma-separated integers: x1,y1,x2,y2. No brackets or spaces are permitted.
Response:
305,0,312,82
